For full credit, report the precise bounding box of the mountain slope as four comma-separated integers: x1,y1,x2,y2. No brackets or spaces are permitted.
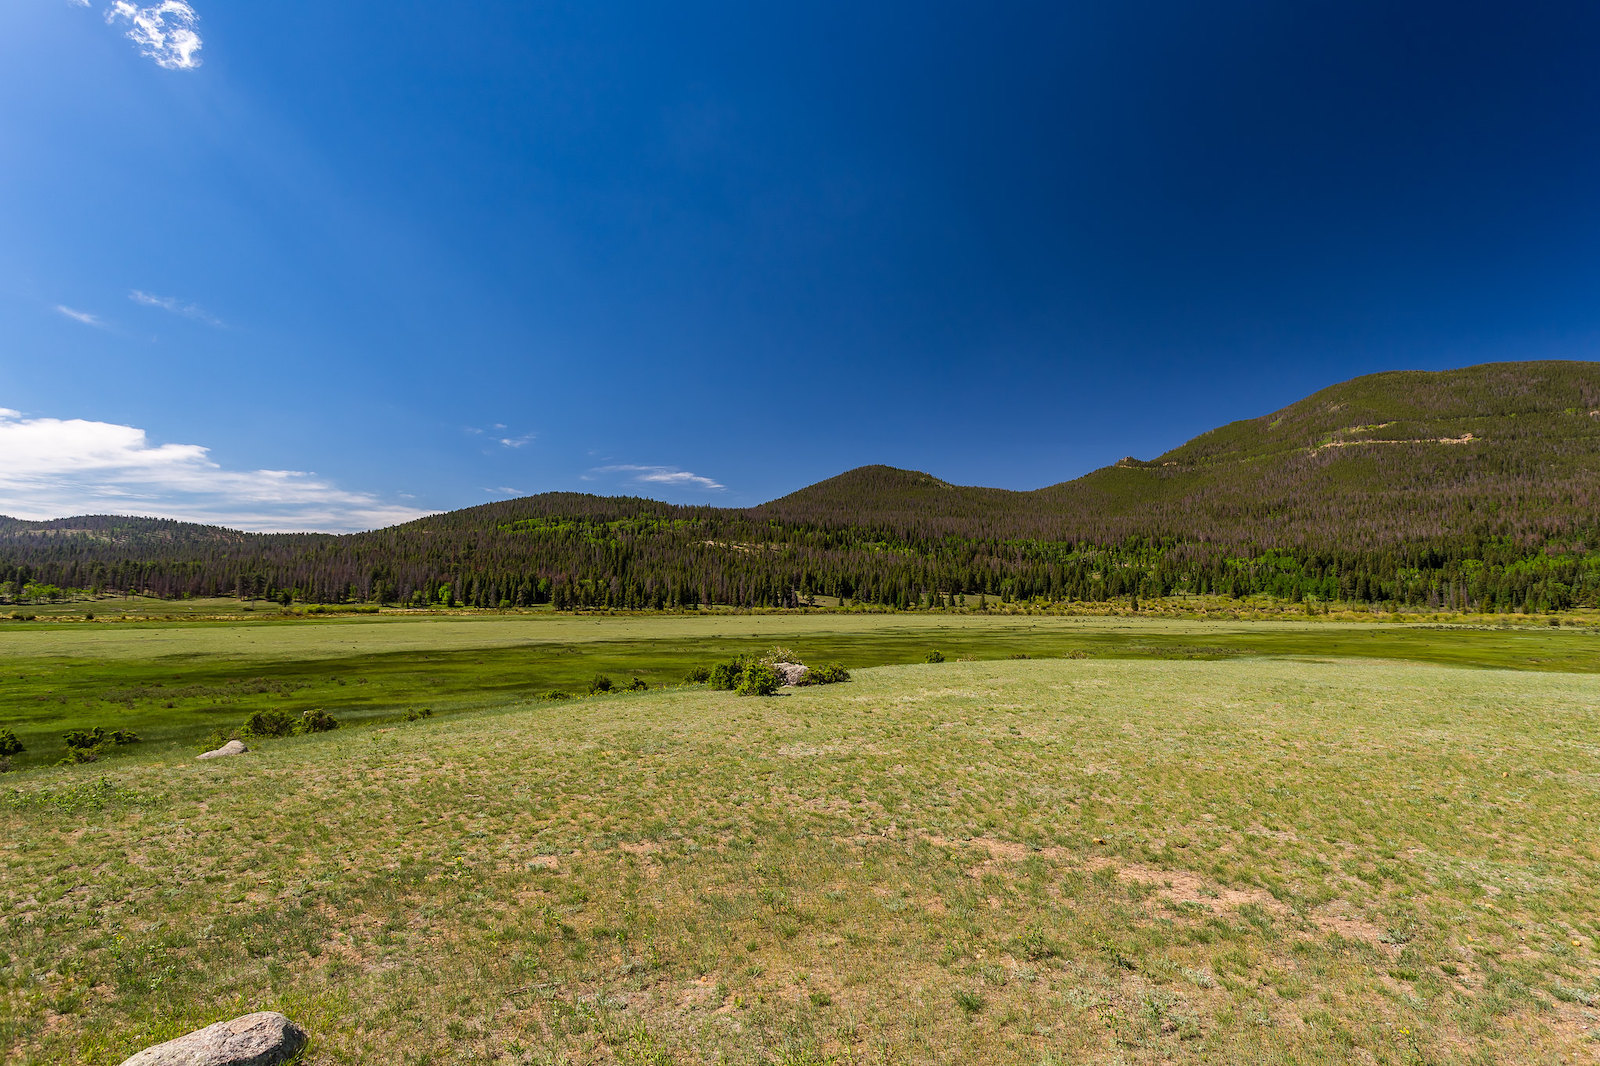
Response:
754,466,1027,537
1034,360,1600,550
2,361,1597,609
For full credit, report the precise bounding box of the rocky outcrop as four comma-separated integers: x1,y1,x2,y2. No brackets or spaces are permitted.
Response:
118,1011,307,1065
772,661,809,687
196,739,248,760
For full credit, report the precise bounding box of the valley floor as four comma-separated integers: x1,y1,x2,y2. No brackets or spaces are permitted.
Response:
2,650,1598,1064
1,611,1596,771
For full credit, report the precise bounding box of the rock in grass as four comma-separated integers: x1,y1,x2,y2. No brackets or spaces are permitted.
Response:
196,739,248,760
772,661,809,687
118,1011,307,1065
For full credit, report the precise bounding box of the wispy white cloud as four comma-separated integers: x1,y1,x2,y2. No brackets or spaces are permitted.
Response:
129,290,223,327
55,305,103,327
593,464,727,492
0,409,430,533
106,1,202,71
465,424,535,448
485,486,525,497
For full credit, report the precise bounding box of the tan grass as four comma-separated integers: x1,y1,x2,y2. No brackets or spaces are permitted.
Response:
2,657,1597,1064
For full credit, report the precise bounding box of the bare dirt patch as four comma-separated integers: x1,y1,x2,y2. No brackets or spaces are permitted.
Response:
1317,432,1477,451
913,833,1394,947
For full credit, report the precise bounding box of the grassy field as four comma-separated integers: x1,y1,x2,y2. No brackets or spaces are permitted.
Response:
1,652,1597,1064
1,612,1596,770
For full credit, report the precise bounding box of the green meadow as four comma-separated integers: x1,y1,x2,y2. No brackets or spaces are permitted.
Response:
0,611,1595,770
1,615,1597,1063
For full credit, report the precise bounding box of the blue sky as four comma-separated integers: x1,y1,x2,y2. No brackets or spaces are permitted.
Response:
3,1,1599,531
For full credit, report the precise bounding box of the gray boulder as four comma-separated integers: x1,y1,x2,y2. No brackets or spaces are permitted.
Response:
119,1011,307,1066
196,740,248,761
772,662,809,687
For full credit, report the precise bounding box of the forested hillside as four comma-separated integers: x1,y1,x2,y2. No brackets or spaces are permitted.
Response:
3,362,1598,612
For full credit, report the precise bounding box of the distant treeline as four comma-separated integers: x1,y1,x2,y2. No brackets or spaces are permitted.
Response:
1,501,1595,613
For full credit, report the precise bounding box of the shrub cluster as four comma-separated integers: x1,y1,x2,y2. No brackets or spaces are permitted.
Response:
59,726,140,764
799,662,851,685
560,673,651,698
243,710,295,738
707,658,745,690
734,662,781,697
241,708,339,738
298,709,339,733
0,728,23,757
403,707,433,722
697,651,851,695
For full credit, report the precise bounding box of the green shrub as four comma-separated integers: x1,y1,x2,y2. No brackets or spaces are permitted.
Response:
708,657,747,690
298,709,339,733
684,666,711,684
924,650,946,664
403,708,433,722
0,729,23,757
543,690,573,701
62,727,139,751
242,709,295,738
807,662,851,685
625,676,648,692
735,662,781,697
588,673,614,695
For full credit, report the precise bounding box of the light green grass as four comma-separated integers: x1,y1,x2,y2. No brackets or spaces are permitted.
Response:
2,613,1596,770
2,612,1594,663
3,657,1597,1064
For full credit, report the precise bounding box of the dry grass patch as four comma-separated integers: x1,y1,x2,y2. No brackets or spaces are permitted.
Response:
2,658,1598,1064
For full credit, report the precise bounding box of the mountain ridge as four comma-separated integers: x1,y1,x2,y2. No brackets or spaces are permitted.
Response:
3,360,1598,611
5,359,1597,539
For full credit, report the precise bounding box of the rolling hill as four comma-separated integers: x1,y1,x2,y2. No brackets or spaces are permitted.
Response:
2,361,1597,611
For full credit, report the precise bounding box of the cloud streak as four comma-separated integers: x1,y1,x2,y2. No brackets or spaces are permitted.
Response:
106,1,203,71
465,424,535,448
129,290,223,327
592,464,727,492
55,305,103,327
0,410,430,533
